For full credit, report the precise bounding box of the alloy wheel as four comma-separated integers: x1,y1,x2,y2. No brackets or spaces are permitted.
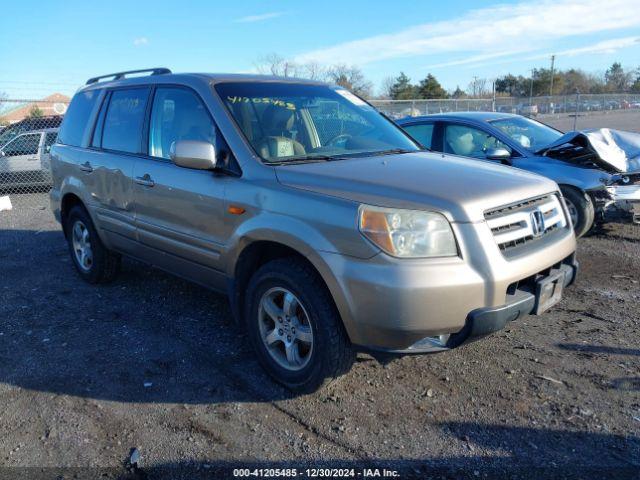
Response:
71,220,93,271
258,287,314,371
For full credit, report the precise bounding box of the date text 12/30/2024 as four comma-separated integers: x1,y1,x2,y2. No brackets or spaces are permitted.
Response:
232,468,400,478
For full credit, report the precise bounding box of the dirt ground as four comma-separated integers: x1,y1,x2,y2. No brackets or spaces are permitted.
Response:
541,110,640,133
0,192,638,480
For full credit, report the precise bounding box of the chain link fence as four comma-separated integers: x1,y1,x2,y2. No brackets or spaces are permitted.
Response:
0,97,67,213
370,93,640,119
1,92,639,218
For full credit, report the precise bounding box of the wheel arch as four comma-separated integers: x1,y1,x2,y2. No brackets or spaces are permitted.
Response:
60,192,86,238
228,238,353,343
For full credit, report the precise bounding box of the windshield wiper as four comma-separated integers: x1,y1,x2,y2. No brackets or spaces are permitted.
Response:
359,148,417,157
266,154,344,165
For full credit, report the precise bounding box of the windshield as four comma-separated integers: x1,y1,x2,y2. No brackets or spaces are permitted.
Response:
215,82,419,163
490,116,563,152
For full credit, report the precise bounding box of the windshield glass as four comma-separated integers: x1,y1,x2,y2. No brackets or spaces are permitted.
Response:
490,116,563,151
215,82,419,163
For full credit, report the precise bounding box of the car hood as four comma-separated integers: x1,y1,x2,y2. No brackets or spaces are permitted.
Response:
274,152,558,223
537,128,640,174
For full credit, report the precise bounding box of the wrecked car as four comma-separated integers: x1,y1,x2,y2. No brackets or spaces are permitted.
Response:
397,113,640,237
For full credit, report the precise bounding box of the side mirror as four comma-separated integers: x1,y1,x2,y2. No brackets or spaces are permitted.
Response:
170,140,217,170
485,147,512,164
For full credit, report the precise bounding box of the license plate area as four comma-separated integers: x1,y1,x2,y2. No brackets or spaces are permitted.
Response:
533,269,565,315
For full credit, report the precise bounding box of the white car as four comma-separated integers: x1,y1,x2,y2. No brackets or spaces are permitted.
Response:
0,128,58,190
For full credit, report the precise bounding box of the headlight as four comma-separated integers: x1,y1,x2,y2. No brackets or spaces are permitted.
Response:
358,205,458,258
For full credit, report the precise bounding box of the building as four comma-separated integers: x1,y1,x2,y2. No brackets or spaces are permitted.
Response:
0,93,71,124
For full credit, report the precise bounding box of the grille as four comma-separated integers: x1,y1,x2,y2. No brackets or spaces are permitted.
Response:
485,194,568,252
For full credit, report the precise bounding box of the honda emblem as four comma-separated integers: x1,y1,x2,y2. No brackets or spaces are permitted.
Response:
530,209,545,237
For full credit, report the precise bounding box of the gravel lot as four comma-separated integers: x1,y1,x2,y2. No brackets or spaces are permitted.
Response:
542,110,640,133
1,112,639,479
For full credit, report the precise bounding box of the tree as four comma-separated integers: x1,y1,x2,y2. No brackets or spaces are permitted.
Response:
631,68,640,93
529,68,563,97
28,105,44,119
299,61,325,81
467,77,490,97
255,53,299,77
561,69,591,94
417,74,448,99
389,72,417,100
326,64,373,98
605,62,632,92
450,86,467,99
379,76,396,99
495,74,528,97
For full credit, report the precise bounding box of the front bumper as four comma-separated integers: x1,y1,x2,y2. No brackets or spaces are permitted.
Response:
605,185,640,224
319,220,577,352
371,256,578,354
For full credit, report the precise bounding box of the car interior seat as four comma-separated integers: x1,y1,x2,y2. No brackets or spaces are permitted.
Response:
256,105,306,159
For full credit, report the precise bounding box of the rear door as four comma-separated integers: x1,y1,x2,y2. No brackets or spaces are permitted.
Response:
0,132,45,188
0,132,42,173
87,87,150,252
132,85,230,289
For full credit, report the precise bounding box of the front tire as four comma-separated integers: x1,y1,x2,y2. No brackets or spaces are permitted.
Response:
245,257,355,393
560,186,594,238
65,205,121,284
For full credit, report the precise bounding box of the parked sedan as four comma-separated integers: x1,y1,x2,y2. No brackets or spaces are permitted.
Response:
397,113,640,236
0,128,58,191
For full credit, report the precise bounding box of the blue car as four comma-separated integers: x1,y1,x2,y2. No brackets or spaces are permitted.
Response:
397,112,640,237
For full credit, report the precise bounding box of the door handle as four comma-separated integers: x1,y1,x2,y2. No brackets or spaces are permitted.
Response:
79,161,93,172
135,174,155,187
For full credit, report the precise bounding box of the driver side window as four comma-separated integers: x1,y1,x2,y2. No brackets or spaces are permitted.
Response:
149,87,216,160
443,124,510,159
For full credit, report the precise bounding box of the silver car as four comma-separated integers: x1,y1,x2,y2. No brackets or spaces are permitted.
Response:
0,128,58,190
49,69,578,392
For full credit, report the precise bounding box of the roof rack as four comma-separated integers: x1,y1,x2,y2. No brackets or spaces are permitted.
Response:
86,68,172,85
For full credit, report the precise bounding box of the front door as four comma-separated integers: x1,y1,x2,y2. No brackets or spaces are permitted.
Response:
132,86,230,290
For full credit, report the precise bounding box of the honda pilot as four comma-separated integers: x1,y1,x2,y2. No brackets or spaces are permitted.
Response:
49,69,578,392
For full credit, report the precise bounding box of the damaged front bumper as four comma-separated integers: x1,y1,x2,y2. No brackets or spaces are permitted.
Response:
589,179,640,225
606,184,640,224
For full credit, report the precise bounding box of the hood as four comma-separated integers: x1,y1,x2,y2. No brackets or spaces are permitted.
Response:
538,128,640,174
274,152,558,223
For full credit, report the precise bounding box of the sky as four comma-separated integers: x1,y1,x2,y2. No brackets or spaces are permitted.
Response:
0,0,639,99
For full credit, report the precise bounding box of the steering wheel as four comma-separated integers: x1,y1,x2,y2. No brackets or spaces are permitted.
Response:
326,133,352,148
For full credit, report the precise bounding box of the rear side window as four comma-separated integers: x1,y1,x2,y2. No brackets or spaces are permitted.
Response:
403,123,434,149
102,88,150,154
57,90,100,147
2,133,40,156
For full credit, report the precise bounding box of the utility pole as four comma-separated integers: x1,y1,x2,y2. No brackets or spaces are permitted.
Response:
573,89,580,131
472,76,478,97
549,55,556,96
492,80,496,112
529,69,534,106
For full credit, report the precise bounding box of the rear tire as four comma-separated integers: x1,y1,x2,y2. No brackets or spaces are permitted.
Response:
65,205,120,284
245,257,355,393
560,186,594,238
